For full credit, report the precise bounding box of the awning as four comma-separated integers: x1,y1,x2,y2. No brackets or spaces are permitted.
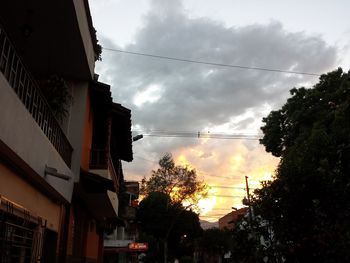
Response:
89,82,133,163
76,170,123,227
80,169,115,192
110,103,133,162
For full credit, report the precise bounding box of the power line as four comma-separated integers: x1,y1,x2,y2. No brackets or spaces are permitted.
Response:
209,194,243,198
103,47,321,76
199,216,216,218
200,215,225,218
133,130,261,140
209,185,247,190
210,208,234,211
144,134,260,140
134,155,158,164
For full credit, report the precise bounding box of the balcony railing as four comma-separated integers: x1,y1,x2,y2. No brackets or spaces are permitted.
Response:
90,149,107,169
108,154,120,192
0,24,72,167
120,206,136,220
90,149,120,192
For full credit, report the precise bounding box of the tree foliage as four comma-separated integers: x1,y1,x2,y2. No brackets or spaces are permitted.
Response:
138,154,206,263
137,192,175,238
197,228,232,260
253,68,350,262
39,75,73,122
137,192,202,262
140,153,208,206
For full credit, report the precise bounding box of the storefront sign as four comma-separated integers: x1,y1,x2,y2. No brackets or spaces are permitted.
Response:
128,242,148,251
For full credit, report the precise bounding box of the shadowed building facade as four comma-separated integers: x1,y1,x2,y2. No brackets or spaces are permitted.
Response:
0,1,132,262
218,207,248,230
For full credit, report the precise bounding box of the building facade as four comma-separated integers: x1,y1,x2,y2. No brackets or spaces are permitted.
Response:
0,1,132,262
104,181,140,263
218,207,248,230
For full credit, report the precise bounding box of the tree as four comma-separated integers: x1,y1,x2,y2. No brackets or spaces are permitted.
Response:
138,153,207,263
137,192,202,263
38,75,73,122
197,228,232,262
140,153,208,206
254,68,350,262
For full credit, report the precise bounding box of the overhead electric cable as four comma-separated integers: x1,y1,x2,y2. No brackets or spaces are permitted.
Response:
200,217,223,219
200,214,229,217
132,130,261,140
134,155,158,164
103,47,321,76
209,194,243,198
143,134,260,140
209,185,247,190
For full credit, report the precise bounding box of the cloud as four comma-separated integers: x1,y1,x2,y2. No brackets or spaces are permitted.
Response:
96,0,338,218
98,0,336,135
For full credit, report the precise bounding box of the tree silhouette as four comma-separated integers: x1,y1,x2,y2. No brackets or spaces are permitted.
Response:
254,68,350,262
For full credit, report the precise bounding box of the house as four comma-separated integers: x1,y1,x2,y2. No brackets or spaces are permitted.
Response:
104,181,141,263
0,1,133,262
218,207,248,230
66,81,133,263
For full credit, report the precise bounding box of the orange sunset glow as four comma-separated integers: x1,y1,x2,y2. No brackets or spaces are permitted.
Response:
172,139,279,222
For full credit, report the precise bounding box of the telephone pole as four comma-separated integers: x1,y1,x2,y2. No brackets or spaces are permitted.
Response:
245,176,253,226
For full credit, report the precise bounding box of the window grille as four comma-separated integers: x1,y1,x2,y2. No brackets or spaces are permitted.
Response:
0,23,73,167
0,196,46,263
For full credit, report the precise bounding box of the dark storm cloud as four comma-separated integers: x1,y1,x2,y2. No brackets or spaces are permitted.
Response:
97,0,337,135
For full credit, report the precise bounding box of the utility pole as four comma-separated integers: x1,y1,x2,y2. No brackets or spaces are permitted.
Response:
245,176,253,226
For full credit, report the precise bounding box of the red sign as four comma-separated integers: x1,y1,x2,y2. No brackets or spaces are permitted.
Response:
131,199,139,208
128,242,148,251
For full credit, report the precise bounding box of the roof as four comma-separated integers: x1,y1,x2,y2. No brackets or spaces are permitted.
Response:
110,103,133,162
77,169,120,224
89,81,133,162
218,207,248,230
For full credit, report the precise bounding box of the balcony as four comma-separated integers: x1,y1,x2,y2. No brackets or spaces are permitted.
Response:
90,149,108,170
104,227,136,248
0,0,96,79
90,149,120,192
120,206,137,220
0,24,73,167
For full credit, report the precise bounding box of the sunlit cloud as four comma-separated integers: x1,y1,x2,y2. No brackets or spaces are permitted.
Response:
165,137,279,221
95,0,337,223
133,84,162,107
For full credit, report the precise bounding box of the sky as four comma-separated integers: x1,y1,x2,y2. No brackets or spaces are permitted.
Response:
89,0,350,222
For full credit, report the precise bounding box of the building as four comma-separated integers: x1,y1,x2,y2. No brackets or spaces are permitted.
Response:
0,1,132,262
104,181,141,263
218,207,248,230
66,81,133,263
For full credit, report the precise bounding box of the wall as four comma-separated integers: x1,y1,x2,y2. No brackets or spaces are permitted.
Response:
107,190,119,216
81,91,93,171
73,0,95,77
66,206,75,258
0,73,74,201
219,208,248,230
0,162,61,231
85,219,100,261
66,80,89,181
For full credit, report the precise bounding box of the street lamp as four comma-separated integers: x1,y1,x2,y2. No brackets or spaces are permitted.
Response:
132,134,143,142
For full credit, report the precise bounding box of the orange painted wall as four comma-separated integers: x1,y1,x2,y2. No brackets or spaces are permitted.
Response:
66,206,75,256
81,91,93,170
85,219,100,260
0,162,61,231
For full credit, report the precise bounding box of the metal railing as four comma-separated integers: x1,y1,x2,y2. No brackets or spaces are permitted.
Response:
0,24,73,167
89,149,120,192
120,206,136,220
90,149,108,169
0,195,46,263
108,153,120,192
